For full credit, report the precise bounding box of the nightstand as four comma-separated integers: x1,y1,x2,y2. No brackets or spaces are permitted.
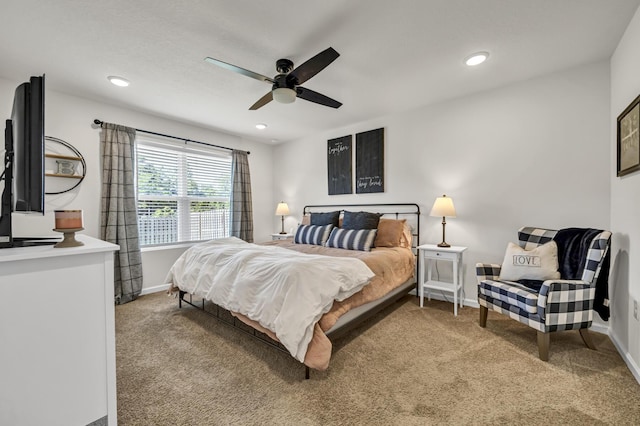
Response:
271,233,293,241
417,244,467,316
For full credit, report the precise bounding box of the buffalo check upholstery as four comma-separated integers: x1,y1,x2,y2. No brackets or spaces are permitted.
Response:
476,226,611,359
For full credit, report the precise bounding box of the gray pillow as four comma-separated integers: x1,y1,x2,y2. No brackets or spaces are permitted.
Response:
310,211,340,227
342,211,382,230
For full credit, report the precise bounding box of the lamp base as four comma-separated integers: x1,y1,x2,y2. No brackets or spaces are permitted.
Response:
279,231,287,235
52,227,85,248
438,218,450,248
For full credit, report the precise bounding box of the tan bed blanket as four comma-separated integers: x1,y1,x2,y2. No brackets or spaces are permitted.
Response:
234,240,415,370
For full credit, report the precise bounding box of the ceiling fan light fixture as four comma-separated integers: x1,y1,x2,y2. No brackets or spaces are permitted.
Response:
465,52,489,66
273,87,296,104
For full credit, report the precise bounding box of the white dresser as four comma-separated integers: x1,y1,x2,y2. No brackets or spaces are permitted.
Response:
0,235,119,426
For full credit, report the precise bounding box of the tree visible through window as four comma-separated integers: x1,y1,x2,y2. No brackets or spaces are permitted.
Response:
135,137,232,246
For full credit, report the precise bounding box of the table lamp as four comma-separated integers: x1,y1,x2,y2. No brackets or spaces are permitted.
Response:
429,195,456,247
275,201,290,234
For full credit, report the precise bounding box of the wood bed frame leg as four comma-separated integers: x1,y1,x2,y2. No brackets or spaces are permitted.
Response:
537,331,550,361
579,328,597,350
479,305,488,328
305,366,310,380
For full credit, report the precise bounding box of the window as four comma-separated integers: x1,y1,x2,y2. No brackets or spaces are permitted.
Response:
135,136,232,246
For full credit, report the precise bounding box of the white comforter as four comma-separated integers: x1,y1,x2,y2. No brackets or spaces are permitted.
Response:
165,237,375,362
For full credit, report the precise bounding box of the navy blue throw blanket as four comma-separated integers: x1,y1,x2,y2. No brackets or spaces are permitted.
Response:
519,228,610,321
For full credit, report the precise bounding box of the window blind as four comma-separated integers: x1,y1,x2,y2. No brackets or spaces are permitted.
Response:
136,137,232,246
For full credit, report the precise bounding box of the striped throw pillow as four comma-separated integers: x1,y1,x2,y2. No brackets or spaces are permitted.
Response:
294,224,333,246
325,228,377,251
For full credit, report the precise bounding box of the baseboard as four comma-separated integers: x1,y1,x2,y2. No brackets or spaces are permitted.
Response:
140,283,171,296
608,330,640,385
408,288,479,308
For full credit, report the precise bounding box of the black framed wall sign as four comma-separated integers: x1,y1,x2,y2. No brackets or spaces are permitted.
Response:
327,135,352,195
617,93,640,177
355,128,384,194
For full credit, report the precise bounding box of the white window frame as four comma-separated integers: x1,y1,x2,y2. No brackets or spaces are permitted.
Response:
135,135,232,247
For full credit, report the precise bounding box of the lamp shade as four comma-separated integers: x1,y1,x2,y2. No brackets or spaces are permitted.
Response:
275,202,290,216
429,195,456,218
273,87,296,104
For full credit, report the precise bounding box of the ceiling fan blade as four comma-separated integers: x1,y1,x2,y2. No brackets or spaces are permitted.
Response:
204,57,274,84
296,87,342,109
287,47,339,86
249,91,273,110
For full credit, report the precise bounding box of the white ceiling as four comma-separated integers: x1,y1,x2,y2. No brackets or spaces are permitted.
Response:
1,0,638,144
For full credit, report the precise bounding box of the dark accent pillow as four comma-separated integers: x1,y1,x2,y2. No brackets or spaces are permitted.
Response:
325,228,377,251
342,211,382,230
310,211,340,227
294,224,333,246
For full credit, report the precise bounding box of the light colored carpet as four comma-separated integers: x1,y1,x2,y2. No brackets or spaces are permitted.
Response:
115,292,640,425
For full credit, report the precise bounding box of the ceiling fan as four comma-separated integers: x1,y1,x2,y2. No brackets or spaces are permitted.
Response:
204,47,342,110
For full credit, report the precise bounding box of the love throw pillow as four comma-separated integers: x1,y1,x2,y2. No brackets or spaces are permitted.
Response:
498,241,561,282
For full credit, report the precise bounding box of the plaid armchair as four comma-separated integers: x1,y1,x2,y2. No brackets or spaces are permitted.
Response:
476,227,611,361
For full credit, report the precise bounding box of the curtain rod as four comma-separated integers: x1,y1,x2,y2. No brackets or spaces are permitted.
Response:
92,119,249,155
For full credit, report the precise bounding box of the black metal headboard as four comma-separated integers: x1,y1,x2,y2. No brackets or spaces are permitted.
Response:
302,203,421,252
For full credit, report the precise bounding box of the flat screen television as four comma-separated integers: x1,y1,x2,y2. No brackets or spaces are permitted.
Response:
12,76,45,213
0,75,54,248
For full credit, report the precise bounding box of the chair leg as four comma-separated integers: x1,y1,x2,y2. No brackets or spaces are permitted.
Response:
537,331,550,361
579,328,597,350
479,305,488,327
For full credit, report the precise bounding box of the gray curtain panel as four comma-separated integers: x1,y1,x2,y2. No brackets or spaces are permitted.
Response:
231,150,253,242
100,123,143,304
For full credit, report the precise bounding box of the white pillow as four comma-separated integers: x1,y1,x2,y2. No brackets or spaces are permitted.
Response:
498,241,561,282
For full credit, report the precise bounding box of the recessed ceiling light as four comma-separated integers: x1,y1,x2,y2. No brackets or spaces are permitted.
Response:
255,123,267,130
107,76,130,87
465,52,489,66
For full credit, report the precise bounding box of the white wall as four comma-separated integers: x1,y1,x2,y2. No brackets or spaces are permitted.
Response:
274,61,611,322
610,5,640,381
0,77,274,291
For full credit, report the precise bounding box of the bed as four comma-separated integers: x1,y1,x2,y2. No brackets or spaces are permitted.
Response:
167,203,420,378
